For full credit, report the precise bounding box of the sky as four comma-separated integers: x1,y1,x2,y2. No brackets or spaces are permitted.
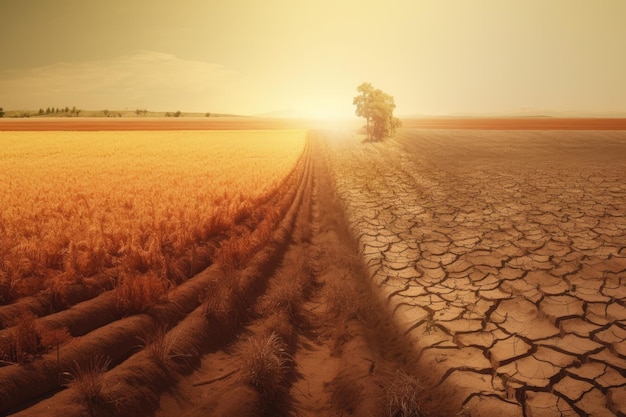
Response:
1,0,625,118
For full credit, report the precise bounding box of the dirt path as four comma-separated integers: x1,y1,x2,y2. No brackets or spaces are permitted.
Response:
152,131,423,417
324,129,626,417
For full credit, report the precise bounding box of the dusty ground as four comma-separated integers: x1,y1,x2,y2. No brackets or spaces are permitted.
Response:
324,129,626,416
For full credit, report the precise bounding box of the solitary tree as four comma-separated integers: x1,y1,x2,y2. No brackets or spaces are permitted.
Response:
0,107,4,118
353,82,401,141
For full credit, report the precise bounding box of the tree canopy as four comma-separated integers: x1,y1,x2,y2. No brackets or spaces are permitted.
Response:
353,82,401,141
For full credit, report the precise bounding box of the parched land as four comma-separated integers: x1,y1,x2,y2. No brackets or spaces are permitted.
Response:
325,128,626,416
1,120,625,417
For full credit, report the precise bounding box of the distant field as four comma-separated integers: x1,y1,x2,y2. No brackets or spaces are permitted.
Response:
401,117,626,130
0,117,313,131
0,130,306,303
3,116,626,132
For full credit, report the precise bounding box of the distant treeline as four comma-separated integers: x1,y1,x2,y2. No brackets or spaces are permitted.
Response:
0,107,225,118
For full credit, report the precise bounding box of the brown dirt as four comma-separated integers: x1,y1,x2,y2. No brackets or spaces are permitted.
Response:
324,128,626,416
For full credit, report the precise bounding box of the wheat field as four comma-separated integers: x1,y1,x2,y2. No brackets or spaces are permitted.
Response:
0,130,306,303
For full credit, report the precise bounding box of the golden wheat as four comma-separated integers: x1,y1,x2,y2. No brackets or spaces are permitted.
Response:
0,130,306,302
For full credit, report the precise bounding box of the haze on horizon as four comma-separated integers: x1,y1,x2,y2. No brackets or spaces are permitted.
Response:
1,0,625,118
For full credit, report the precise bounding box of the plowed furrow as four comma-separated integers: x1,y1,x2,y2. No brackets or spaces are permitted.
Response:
0,146,301,330
148,132,424,417
1,140,312,415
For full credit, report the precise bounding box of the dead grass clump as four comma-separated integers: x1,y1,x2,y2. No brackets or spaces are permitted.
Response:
379,370,424,417
259,281,303,325
65,355,111,417
239,332,292,401
0,312,40,363
139,324,180,371
216,205,283,271
113,271,169,315
324,273,362,320
259,311,297,351
203,280,238,342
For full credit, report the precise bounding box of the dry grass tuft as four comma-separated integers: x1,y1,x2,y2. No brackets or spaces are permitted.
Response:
202,278,239,342
324,272,362,320
65,355,111,416
113,271,169,315
259,281,303,324
239,332,292,401
139,324,180,371
0,312,40,364
379,370,424,417
260,312,297,351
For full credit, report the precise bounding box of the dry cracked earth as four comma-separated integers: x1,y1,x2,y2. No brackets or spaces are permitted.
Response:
322,129,626,417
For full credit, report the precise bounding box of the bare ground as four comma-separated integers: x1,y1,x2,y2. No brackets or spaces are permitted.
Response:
324,128,626,417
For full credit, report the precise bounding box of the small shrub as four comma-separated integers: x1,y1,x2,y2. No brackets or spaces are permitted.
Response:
65,355,111,417
202,280,237,341
260,312,297,351
325,276,361,320
380,370,423,417
139,324,180,371
259,282,302,324
239,333,292,401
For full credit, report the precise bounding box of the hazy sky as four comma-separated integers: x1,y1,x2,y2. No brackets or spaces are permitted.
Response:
1,0,625,117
